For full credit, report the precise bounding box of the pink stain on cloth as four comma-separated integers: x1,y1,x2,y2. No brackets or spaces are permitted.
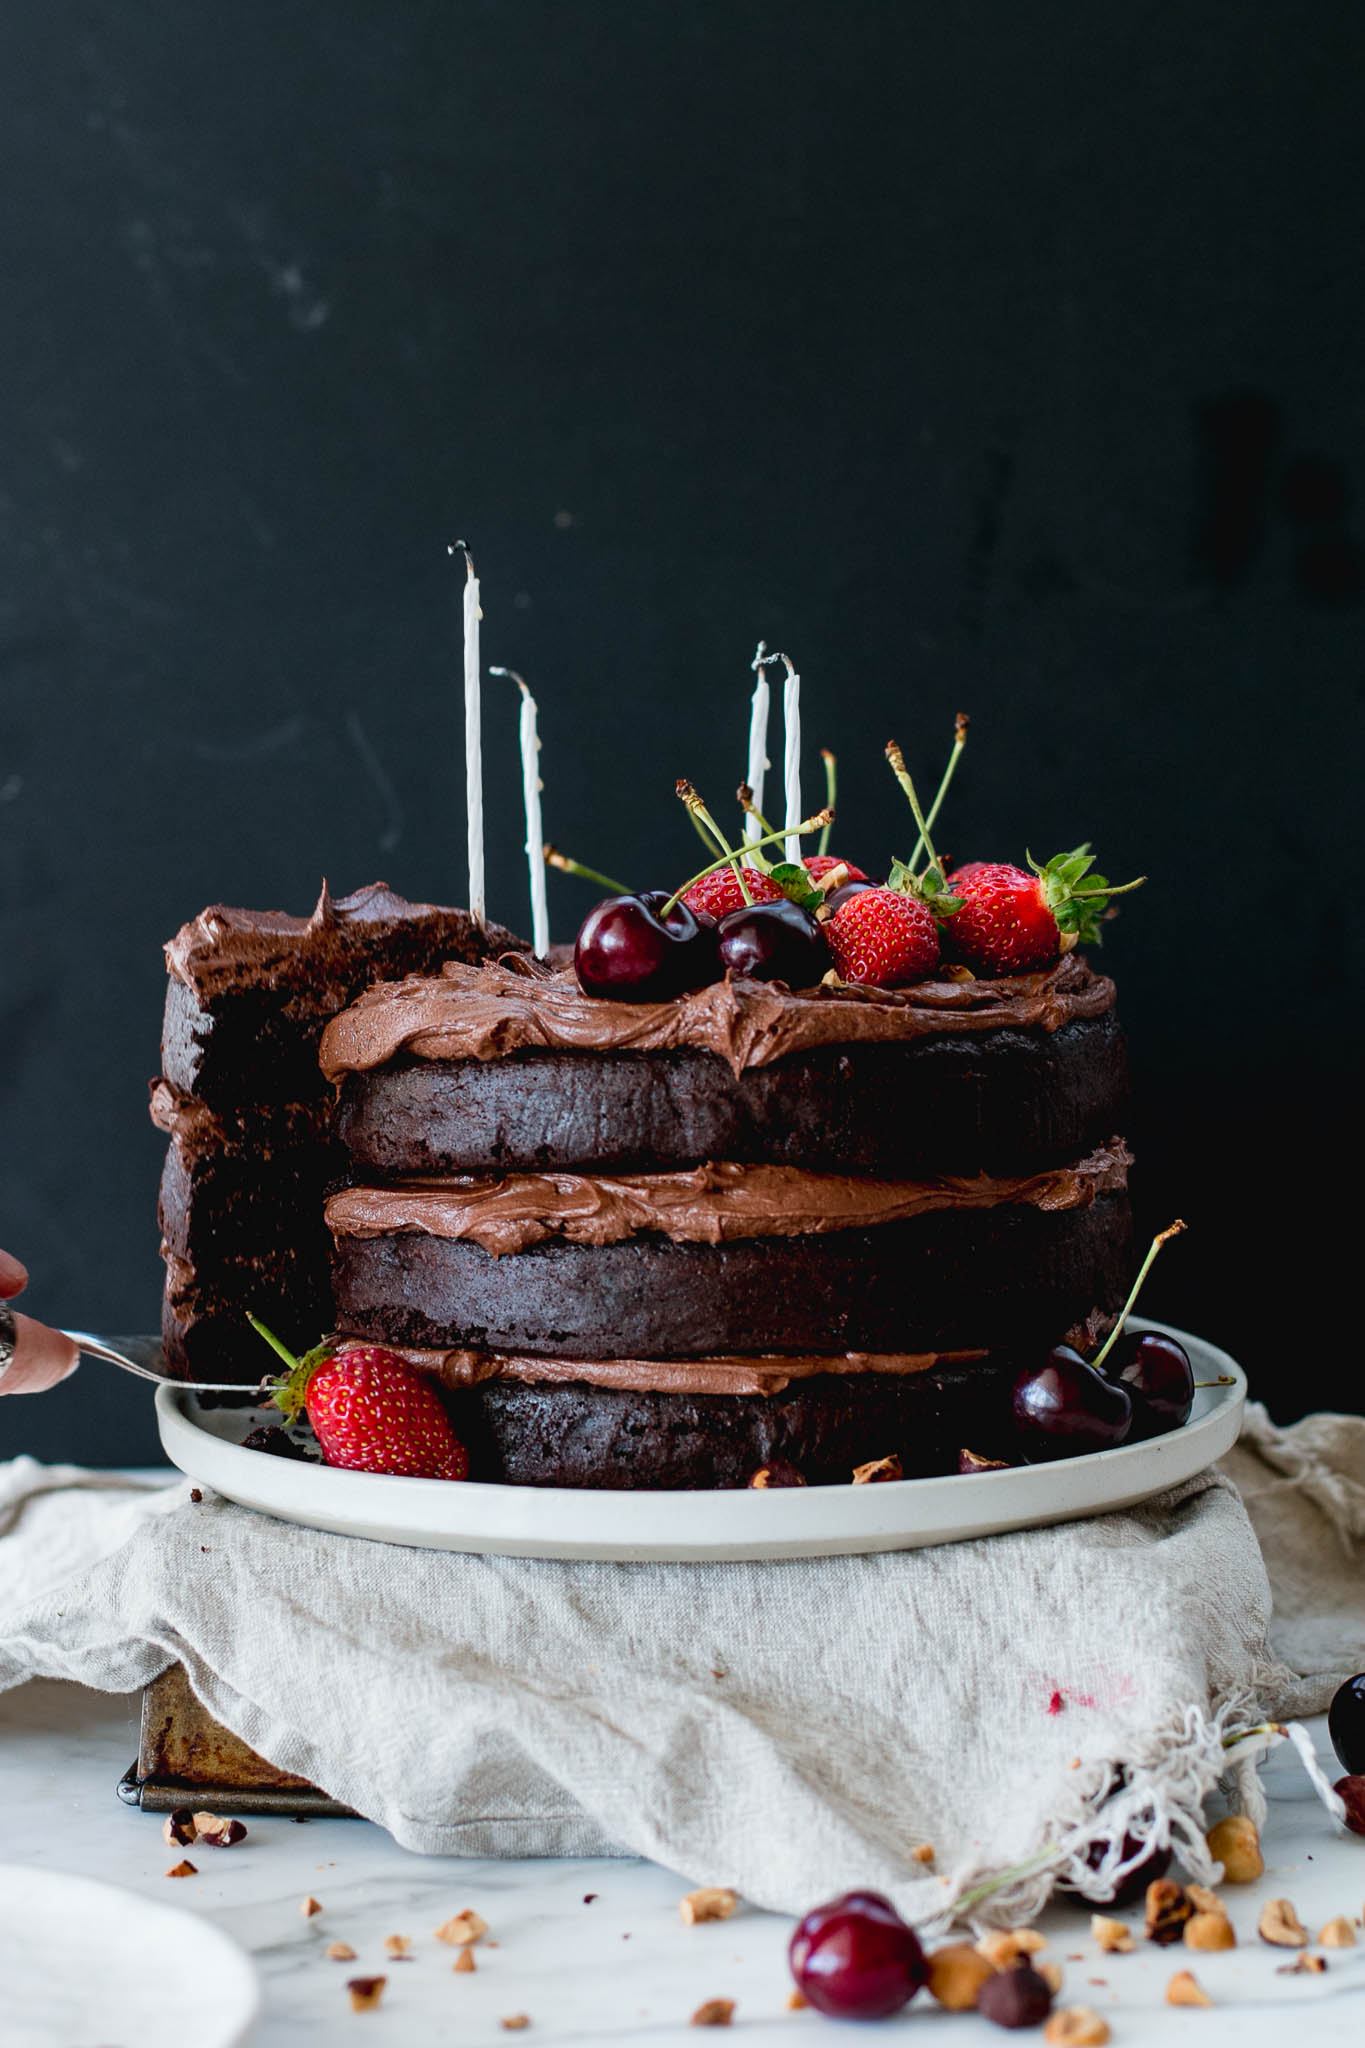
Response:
0,1252,80,1395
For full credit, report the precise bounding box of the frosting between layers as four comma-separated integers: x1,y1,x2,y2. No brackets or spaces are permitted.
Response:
166,881,506,997
333,1339,993,1398
324,1139,1132,1257
318,952,1116,1082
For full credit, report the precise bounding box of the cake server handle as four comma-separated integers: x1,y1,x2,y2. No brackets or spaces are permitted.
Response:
62,1332,271,1397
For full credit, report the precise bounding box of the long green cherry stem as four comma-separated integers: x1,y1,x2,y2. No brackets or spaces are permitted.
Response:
246,1313,301,1375
885,739,946,880
543,845,632,895
819,751,836,857
1090,1220,1187,1376
908,712,969,872
736,784,776,869
676,780,751,903
661,806,833,919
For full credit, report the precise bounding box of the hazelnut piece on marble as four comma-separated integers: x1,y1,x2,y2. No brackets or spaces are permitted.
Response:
162,1808,197,1849
680,1887,738,1924
1319,1916,1356,1947
1205,1813,1263,1883
346,1976,386,2012
1184,1911,1236,1951
1045,2008,1111,2047
301,1896,324,1918
1258,1897,1309,1948
1166,1968,1213,2006
453,1947,476,1974
434,1908,488,1946
383,1934,412,1960
976,1926,1047,1968
690,1999,735,2026
326,1942,356,1962
1089,1915,1133,1954
164,1859,197,1878
926,1942,995,2010
193,1812,247,1847
1145,1879,1194,1944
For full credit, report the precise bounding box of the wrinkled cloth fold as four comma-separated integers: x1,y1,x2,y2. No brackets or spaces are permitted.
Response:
0,1407,1360,1920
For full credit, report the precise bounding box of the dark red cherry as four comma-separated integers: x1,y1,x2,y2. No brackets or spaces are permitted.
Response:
716,898,831,986
788,1889,926,2020
1334,1775,1365,1836
824,878,879,914
1329,1674,1365,1775
1012,1345,1133,1460
1104,1332,1194,1440
574,892,720,1002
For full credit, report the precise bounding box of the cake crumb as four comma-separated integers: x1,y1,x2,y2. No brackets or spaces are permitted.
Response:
434,1908,487,1947
189,1488,203,1503
326,1943,357,1962
347,1976,386,2012
680,1887,739,1924
691,1998,735,2026
453,1948,476,1974
301,1896,324,1918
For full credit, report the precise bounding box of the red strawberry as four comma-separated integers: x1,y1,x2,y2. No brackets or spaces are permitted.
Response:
804,854,870,886
828,886,940,987
250,1319,469,1480
681,866,784,919
945,848,1144,976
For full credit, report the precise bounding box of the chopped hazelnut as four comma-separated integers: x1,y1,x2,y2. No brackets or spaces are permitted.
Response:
162,1808,197,1848
1205,1813,1264,1883
326,1943,357,1962
1258,1897,1309,1948
911,1843,935,1864
748,1461,806,1489
926,1942,995,2010
434,1908,488,1946
958,1447,1011,1473
453,1948,476,1974
1276,1954,1327,1975
1038,1961,1064,1994
976,1926,1047,1968
680,1887,739,1924
346,1976,386,2013
1184,1911,1236,1951
164,1859,197,1878
1090,1915,1133,1954
1184,1883,1221,1915
383,1934,412,1959
1145,1879,1194,1944
1166,1968,1213,2006
301,1896,324,1918
1044,2008,1111,2047
785,1989,807,2010
500,2020,530,2034
852,1454,903,1484
690,1999,735,2027
193,1813,248,1847
1319,1916,1356,1947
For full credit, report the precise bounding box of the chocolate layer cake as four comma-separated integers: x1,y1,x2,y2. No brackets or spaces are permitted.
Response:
319,954,1134,1486
153,882,521,1378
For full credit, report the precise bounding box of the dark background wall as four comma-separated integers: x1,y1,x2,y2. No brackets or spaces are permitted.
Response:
2,2,1361,1465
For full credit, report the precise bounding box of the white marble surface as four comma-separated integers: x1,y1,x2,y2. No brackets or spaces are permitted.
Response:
1,1678,1363,2044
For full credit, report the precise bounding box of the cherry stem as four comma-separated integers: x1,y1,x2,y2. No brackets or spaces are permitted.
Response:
735,786,774,870
661,807,833,918
885,740,945,879
819,751,836,857
543,845,632,895
677,780,751,904
909,712,969,872
1089,1220,1187,1376
1072,876,1148,900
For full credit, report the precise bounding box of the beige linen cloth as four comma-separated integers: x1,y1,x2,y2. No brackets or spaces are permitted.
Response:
0,1405,1360,1924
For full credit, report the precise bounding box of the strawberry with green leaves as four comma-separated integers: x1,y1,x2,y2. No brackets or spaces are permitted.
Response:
945,848,1146,975
249,1317,469,1480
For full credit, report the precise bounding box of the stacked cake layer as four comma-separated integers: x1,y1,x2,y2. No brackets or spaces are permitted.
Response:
153,883,520,1379
319,953,1134,1487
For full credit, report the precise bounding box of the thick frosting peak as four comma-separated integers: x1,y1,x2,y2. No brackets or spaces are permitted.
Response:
319,951,1116,1082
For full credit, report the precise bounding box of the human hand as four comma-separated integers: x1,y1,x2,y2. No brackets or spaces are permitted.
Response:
0,1250,80,1394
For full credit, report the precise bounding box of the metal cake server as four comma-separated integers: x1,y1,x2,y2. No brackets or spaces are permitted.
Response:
63,1332,271,1398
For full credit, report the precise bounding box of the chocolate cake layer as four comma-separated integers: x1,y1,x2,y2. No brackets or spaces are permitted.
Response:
162,882,522,1108
441,1357,1017,1489
161,1245,328,1379
331,1188,1132,1359
337,1011,1127,1177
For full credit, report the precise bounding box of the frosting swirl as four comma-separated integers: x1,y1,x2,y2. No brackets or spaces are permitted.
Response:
324,1139,1131,1257
319,952,1116,1082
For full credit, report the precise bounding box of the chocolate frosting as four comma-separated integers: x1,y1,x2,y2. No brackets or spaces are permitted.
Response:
324,1139,1131,1257
319,952,1116,1082
336,1338,992,1398
166,881,515,998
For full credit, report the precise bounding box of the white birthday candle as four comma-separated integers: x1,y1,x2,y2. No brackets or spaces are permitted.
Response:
780,652,801,861
491,667,550,959
452,541,485,925
745,640,772,847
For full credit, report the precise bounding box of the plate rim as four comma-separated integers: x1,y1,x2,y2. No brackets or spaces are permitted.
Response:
155,1318,1247,1561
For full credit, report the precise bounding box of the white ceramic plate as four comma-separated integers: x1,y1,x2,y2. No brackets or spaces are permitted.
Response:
156,1318,1245,1562
0,1864,259,2048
